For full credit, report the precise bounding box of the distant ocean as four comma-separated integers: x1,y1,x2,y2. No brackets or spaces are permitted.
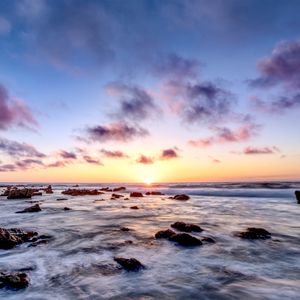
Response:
0,181,299,299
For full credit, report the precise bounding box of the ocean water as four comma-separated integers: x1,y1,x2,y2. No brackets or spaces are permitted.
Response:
0,182,299,300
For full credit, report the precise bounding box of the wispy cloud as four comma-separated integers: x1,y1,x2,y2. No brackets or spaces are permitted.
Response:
100,149,128,158
160,148,178,160
244,146,280,155
136,154,154,164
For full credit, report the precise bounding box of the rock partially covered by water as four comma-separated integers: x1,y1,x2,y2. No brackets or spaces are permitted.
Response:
155,229,175,239
171,221,203,232
172,194,190,201
44,185,53,194
169,233,202,246
201,237,216,243
114,257,144,271
111,193,124,199
7,188,33,199
295,191,300,204
237,228,271,239
0,228,37,249
16,204,41,214
62,189,103,196
63,207,71,211
0,272,29,289
145,191,164,195
130,192,143,197
130,206,139,209
100,187,112,192
112,187,126,192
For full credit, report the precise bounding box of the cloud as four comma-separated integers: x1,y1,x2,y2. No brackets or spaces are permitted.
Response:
0,83,38,130
188,122,261,147
136,155,154,164
83,155,103,165
160,149,178,160
0,159,44,172
82,121,149,143
244,146,280,155
47,161,66,168
0,16,11,35
58,150,77,160
0,137,45,158
100,149,128,158
106,81,159,121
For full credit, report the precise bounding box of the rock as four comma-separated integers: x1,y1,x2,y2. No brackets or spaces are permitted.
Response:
100,187,112,192
7,188,33,199
120,227,131,231
155,229,175,239
0,272,29,289
32,192,42,196
201,237,216,243
72,184,79,187
111,193,124,199
145,191,164,195
29,239,49,247
237,228,271,239
169,233,202,246
124,198,129,200
44,185,53,194
63,207,71,211
114,257,144,271
57,198,68,201
61,189,104,196
172,194,190,201
130,192,143,197
112,187,126,192
16,204,41,214
295,191,300,203
171,221,203,232
130,206,139,209
0,228,37,249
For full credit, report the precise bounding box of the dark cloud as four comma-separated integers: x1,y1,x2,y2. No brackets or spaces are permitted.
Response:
0,164,17,172
244,146,280,155
100,149,128,158
59,150,77,160
0,159,44,172
106,81,159,121
136,154,154,164
188,122,261,147
83,155,103,165
83,122,149,143
160,149,178,160
0,83,38,130
0,137,45,158
47,161,66,168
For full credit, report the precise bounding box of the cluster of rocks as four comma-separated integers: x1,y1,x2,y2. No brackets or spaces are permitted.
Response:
44,185,53,194
1,185,54,199
61,189,104,196
0,272,29,289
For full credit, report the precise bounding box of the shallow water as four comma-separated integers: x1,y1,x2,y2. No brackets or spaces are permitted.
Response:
0,182,299,299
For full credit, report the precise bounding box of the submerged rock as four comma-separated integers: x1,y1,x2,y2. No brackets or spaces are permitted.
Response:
32,192,42,196
99,187,112,192
0,272,29,289
155,229,176,239
237,228,271,239
201,237,216,243
295,190,300,204
169,233,202,246
7,188,33,199
63,207,71,211
130,192,143,197
114,257,144,271
111,193,124,199
171,221,203,232
145,191,164,195
57,198,68,201
120,227,131,231
172,194,190,201
112,187,126,192
16,204,41,214
130,206,139,209
0,228,37,249
62,189,103,196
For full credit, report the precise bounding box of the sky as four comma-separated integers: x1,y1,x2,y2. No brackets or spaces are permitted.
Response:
0,0,299,183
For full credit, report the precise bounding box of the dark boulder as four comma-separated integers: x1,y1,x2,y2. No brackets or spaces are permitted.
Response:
295,191,300,204
171,221,203,232
16,204,41,214
44,185,53,194
7,188,33,199
145,191,164,195
100,187,112,192
0,228,37,249
57,198,68,201
130,206,139,210
114,257,144,271
32,192,42,196
120,227,131,231
237,228,271,239
130,192,143,197
63,207,71,211
62,189,103,196
112,187,126,192
155,229,175,239
172,194,190,201
169,233,202,246
0,272,29,289
111,193,124,199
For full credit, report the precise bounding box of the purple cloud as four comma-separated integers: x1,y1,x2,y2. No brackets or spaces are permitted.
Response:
0,84,38,130
100,149,128,158
83,122,149,142
160,149,178,160
136,155,154,164
0,159,44,172
83,155,103,165
0,137,45,158
244,146,280,155
59,150,77,160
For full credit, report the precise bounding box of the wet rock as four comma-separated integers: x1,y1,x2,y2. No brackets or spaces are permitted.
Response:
56,198,68,201
145,191,164,195
0,228,38,249
100,187,112,192
171,221,203,232
172,194,190,201
29,239,49,247
16,204,41,214
62,189,104,196
32,192,42,196
130,192,143,197
237,228,271,239
295,190,300,203
111,193,124,199
72,184,79,187
169,233,202,246
44,185,53,194
130,206,139,209
63,207,71,211
201,237,216,243
0,272,29,289
112,187,126,192
7,188,33,199
114,257,144,271
124,198,129,200
120,227,131,231
155,229,176,239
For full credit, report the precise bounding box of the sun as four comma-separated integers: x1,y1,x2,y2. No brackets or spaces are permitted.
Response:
143,178,153,185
